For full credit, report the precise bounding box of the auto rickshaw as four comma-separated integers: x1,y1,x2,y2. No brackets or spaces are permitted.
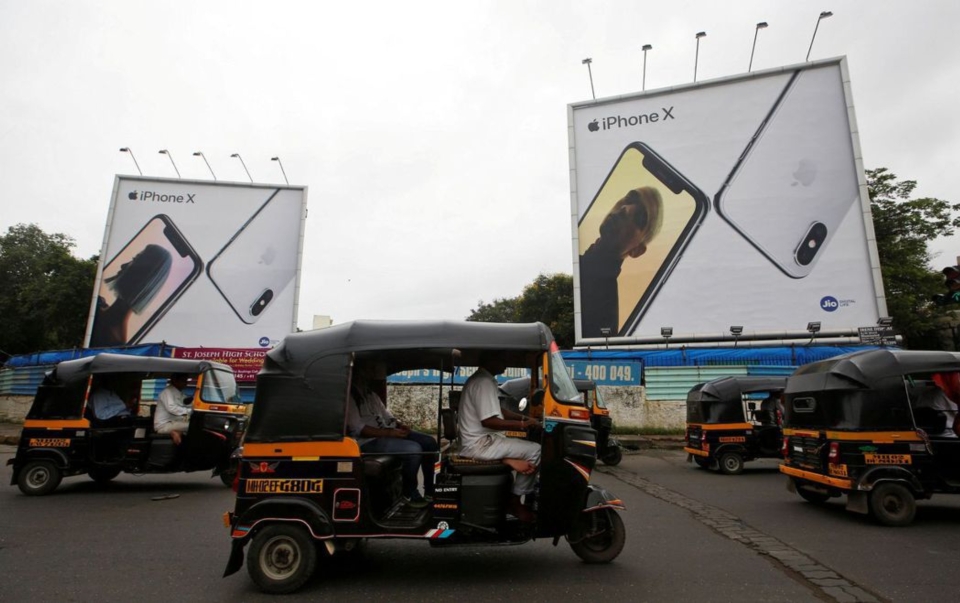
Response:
780,349,960,526
684,376,787,474
8,353,247,495
223,320,626,594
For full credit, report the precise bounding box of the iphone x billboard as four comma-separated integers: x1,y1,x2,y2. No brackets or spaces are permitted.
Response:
84,177,307,348
569,58,887,345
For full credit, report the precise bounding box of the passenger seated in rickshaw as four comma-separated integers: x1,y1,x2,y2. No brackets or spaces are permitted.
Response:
88,375,139,425
756,395,779,426
154,374,193,445
346,363,438,509
459,352,540,522
913,380,959,438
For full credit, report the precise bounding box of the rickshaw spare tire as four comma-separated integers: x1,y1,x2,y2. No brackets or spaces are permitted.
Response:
18,460,63,496
718,451,744,475
247,524,317,594
569,509,626,564
88,466,122,484
601,446,623,466
795,482,830,504
869,482,917,527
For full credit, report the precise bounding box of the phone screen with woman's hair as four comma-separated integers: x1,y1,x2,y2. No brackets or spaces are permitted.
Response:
578,143,708,338
90,215,202,346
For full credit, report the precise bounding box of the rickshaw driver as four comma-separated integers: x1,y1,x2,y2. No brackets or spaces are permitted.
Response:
346,363,439,508
459,352,541,522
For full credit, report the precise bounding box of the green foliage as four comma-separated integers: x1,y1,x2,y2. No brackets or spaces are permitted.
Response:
868,168,960,348
467,273,574,348
0,224,98,359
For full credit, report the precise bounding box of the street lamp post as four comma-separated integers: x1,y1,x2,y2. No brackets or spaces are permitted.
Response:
642,44,652,91
582,58,595,100
158,149,181,178
271,157,289,185
749,22,768,72
192,151,217,180
806,11,833,61
119,147,142,176
230,153,253,183
694,32,707,82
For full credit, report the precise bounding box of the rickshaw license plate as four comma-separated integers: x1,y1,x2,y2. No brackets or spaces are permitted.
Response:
828,464,848,477
864,453,911,465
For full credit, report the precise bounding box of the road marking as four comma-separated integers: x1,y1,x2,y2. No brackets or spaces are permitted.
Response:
598,465,886,603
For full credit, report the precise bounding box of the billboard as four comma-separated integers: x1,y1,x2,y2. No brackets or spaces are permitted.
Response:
85,177,307,348
569,58,886,345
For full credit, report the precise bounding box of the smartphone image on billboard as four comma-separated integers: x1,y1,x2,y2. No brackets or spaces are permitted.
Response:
89,214,202,347
714,65,860,279
206,189,302,324
578,142,709,339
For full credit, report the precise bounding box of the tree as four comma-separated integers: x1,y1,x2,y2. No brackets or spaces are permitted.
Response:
0,224,98,359
868,168,960,348
467,273,574,348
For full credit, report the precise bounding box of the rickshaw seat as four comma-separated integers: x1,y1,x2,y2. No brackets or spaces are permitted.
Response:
362,454,402,478
447,456,512,476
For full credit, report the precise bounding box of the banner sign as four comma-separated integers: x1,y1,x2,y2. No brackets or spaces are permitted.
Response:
171,348,267,382
85,177,307,348
569,58,885,345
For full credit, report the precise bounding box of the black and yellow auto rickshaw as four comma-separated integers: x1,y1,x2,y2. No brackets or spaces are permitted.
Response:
223,320,626,594
781,349,960,526
684,376,787,474
8,353,247,495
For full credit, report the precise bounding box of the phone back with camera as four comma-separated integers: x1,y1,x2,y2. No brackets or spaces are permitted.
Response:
206,190,303,324
715,64,859,278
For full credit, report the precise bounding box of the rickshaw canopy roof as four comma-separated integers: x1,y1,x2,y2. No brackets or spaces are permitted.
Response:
686,376,786,424
51,353,231,385
786,349,960,394
265,320,555,378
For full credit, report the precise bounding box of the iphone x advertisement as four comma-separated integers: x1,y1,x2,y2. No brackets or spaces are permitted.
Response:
570,58,885,344
85,178,307,348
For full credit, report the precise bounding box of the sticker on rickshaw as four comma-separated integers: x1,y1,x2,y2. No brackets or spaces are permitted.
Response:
828,464,849,477
864,453,911,465
858,445,878,453
29,438,70,447
245,479,324,494
719,436,746,443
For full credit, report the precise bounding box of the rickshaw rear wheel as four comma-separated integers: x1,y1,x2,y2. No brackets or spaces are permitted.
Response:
569,509,626,564
869,482,916,527
18,460,62,496
601,446,623,466
88,466,122,483
247,524,317,594
718,452,744,475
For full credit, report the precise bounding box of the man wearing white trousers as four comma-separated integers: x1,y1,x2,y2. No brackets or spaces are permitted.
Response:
458,352,541,522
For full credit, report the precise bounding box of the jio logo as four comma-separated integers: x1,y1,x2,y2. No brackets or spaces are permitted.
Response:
258,336,271,347
820,296,839,312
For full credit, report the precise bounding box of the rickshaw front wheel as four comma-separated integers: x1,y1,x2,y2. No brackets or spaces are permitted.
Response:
219,468,237,488
869,482,916,527
247,524,318,594
88,466,122,484
601,446,623,466
17,460,63,496
718,452,744,475
569,509,626,564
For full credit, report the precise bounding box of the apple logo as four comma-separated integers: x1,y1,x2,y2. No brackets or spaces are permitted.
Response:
259,246,277,265
128,191,139,200
588,119,599,132
791,159,817,187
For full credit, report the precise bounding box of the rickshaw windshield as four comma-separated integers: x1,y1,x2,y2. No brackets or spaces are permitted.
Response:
201,369,242,404
549,351,582,405
594,387,608,409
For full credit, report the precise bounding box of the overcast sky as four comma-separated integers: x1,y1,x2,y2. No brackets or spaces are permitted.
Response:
2,1,958,331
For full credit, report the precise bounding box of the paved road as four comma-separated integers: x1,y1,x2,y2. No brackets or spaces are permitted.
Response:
1,444,956,602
